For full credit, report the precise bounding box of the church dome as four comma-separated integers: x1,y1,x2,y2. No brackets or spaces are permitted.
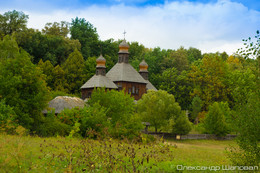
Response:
139,60,148,72
119,40,129,53
96,54,106,67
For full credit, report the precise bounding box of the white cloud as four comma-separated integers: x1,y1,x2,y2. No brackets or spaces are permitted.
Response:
10,0,260,54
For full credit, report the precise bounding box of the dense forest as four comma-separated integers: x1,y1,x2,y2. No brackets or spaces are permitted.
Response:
0,10,259,166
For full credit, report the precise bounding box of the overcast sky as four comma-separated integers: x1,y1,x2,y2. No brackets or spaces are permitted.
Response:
1,0,259,54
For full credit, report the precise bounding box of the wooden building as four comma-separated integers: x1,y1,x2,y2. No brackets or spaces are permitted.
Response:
81,39,157,100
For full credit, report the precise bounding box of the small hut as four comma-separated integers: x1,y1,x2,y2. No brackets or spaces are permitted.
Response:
42,96,85,114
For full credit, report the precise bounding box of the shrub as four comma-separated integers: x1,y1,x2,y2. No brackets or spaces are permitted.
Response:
172,111,192,135
203,102,230,137
0,99,18,134
36,111,71,137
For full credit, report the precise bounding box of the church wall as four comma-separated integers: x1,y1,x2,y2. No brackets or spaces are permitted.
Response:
115,81,146,100
81,88,93,100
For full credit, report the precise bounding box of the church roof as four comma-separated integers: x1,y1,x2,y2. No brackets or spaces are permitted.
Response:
106,62,148,84
146,80,158,91
81,75,118,89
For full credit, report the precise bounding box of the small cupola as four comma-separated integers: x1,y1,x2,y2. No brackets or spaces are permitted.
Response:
139,60,149,80
118,39,130,54
96,54,106,76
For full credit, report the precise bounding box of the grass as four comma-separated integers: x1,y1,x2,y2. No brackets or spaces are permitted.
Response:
0,133,236,172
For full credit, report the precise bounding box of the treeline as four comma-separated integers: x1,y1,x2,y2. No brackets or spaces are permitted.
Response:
0,10,259,166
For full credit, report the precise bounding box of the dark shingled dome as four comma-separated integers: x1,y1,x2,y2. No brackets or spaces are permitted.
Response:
96,54,106,63
119,39,129,48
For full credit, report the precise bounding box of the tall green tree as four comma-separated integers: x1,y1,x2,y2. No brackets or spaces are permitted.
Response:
15,29,81,65
137,90,190,133
156,67,193,110
187,47,202,63
190,96,202,123
203,102,230,137
189,55,229,110
0,35,50,130
42,21,70,37
0,10,28,38
70,17,99,59
62,49,86,93
87,88,141,138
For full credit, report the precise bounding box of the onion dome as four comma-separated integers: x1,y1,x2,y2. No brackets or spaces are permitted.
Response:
96,54,106,67
119,40,130,53
139,60,148,72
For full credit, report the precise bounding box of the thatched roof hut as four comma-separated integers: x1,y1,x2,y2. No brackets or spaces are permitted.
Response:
42,96,85,114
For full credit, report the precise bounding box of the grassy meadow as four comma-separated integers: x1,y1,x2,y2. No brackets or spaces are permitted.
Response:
0,132,237,173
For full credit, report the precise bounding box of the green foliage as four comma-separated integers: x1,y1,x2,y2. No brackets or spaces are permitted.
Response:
172,111,192,135
189,55,230,110
42,21,70,37
0,10,28,38
0,35,50,130
38,59,68,92
0,99,18,134
137,90,189,134
62,49,86,93
36,111,71,137
79,104,109,137
187,47,202,63
190,96,202,123
225,68,257,107
88,88,135,125
156,67,193,110
57,104,108,138
87,88,142,138
203,102,230,137
229,93,260,166
15,28,81,65
70,17,99,59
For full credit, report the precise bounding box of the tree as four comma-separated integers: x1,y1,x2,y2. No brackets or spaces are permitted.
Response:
0,10,28,38
231,92,260,166
190,96,202,123
203,102,230,137
87,88,142,138
70,17,99,59
42,21,70,37
172,111,191,135
0,35,50,130
62,49,86,94
187,47,202,63
189,55,230,110
171,47,189,72
14,28,81,65
87,88,135,126
38,60,68,92
156,67,193,110
137,90,186,133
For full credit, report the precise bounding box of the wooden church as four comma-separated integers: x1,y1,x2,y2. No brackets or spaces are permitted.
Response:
81,39,157,100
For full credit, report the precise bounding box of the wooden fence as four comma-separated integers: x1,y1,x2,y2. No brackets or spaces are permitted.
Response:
146,132,237,140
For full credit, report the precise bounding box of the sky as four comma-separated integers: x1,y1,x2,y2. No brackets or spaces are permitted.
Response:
0,0,260,54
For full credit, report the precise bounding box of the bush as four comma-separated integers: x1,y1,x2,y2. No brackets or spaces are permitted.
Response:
203,102,230,137
87,88,142,139
172,111,192,135
36,111,71,137
0,99,18,134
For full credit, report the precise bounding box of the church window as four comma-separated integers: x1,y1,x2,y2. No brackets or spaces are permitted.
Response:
128,88,131,94
132,86,135,94
136,88,139,94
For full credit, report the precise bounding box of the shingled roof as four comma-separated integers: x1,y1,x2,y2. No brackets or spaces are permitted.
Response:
81,75,118,89
106,63,148,84
146,80,158,91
